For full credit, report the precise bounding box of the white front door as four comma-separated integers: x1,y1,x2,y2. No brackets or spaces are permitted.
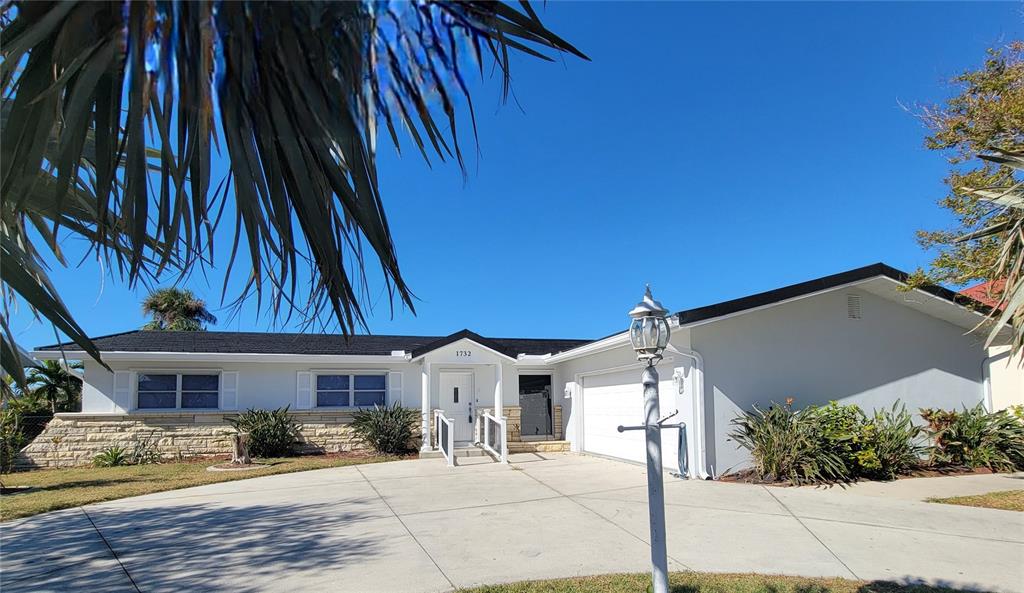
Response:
440,371,475,442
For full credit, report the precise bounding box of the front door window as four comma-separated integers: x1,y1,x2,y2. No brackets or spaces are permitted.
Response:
519,374,553,437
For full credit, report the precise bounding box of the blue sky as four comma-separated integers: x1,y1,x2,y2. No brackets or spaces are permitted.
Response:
11,1,1022,350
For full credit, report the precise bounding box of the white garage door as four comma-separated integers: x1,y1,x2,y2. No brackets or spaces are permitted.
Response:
581,368,682,468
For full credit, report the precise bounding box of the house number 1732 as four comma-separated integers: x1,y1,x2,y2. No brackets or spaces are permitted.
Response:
455,350,472,357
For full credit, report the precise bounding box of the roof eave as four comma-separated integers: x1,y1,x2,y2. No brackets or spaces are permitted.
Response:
31,350,409,364
409,330,518,362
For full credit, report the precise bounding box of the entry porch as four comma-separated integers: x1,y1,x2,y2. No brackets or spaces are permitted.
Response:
412,334,567,463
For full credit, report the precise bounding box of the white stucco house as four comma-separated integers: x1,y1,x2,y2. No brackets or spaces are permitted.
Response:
25,263,1020,474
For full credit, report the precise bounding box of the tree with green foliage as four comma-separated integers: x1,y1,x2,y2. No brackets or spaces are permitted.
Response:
1,374,19,405
26,360,82,414
142,287,217,331
0,2,585,388
915,42,1024,352
916,42,1023,284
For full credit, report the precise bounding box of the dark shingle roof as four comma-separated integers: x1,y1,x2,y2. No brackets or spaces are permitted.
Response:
36,330,591,358
675,262,991,325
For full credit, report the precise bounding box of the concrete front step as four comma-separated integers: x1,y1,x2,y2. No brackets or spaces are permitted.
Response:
418,446,489,460
419,440,571,459
508,440,570,453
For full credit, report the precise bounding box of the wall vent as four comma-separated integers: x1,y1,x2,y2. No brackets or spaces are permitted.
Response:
847,294,862,319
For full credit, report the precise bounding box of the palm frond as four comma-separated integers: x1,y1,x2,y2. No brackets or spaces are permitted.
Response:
0,1,585,379
955,148,1024,355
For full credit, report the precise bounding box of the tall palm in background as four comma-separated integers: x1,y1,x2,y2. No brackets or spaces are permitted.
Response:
0,2,586,385
142,288,217,331
26,360,83,414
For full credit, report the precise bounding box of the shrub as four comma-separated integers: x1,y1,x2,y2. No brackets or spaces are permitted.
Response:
729,401,850,485
5,392,53,443
93,446,129,467
129,438,161,465
351,403,420,455
226,406,300,458
921,404,1024,471
806,401,864,471
733,400,925,484
0,408,27,473
858,403,924,480
734,399,1024,484
988,410,1024,469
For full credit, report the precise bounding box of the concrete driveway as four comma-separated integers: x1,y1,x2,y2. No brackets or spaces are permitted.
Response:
3,453,1023,593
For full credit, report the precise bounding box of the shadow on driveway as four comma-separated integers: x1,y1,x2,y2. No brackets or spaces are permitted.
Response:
5,500,384,593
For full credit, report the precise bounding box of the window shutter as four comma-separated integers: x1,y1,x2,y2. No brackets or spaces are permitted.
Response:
221,371,239,410
388,371,403,405
296,371,313,409
113,371,134,412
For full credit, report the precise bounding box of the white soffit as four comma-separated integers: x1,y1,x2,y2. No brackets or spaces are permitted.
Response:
859,277,1008,338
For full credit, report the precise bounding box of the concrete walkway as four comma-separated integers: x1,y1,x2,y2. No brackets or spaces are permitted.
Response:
2,453,1022,593
807,471,1024,501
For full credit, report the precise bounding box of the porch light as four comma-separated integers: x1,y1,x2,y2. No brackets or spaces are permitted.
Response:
628,285,670,363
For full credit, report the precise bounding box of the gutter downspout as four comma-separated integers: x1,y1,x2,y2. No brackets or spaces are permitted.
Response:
983,357,994,413
666,344,712,480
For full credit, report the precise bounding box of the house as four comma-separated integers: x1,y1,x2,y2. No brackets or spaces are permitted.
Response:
959,279,1024,411
24,263,1018,475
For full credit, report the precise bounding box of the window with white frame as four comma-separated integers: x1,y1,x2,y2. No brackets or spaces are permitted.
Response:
137,373,220,409
316,373,386,408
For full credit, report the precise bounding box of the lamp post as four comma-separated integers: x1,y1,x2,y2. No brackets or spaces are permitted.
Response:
628,286,670,593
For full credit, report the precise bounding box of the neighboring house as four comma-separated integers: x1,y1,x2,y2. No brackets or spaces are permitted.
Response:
25,263,1018,476
959,279,1024,411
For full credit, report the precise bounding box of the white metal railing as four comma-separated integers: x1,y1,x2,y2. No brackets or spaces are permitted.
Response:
434,410,454,467
481,412,508,463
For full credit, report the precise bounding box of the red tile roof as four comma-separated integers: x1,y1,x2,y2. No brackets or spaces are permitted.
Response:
960,279,1006,309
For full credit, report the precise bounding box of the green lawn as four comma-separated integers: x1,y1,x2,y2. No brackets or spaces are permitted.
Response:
928,489,1024,512
456,573,972,593
0,454,402,521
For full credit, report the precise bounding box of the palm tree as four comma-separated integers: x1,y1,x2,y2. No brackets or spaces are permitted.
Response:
0,2,586,385
26,361,83,414
142,288,217,331
955,148,1024,355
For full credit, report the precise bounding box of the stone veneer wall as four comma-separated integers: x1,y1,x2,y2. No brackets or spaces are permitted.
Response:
17,410,369,469
503,406,522,442
495,405,564,441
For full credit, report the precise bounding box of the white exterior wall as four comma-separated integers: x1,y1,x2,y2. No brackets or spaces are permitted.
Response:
80,358,422,413
691,287,988,476
985,346,1024,411
76,337,563,418
82,363,116,413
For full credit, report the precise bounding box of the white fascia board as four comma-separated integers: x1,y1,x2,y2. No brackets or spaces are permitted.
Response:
677,275,1001,333
31,350,405,365
873,276,999,325
678,277,877,329
514,355,555,368
544,331,631,364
